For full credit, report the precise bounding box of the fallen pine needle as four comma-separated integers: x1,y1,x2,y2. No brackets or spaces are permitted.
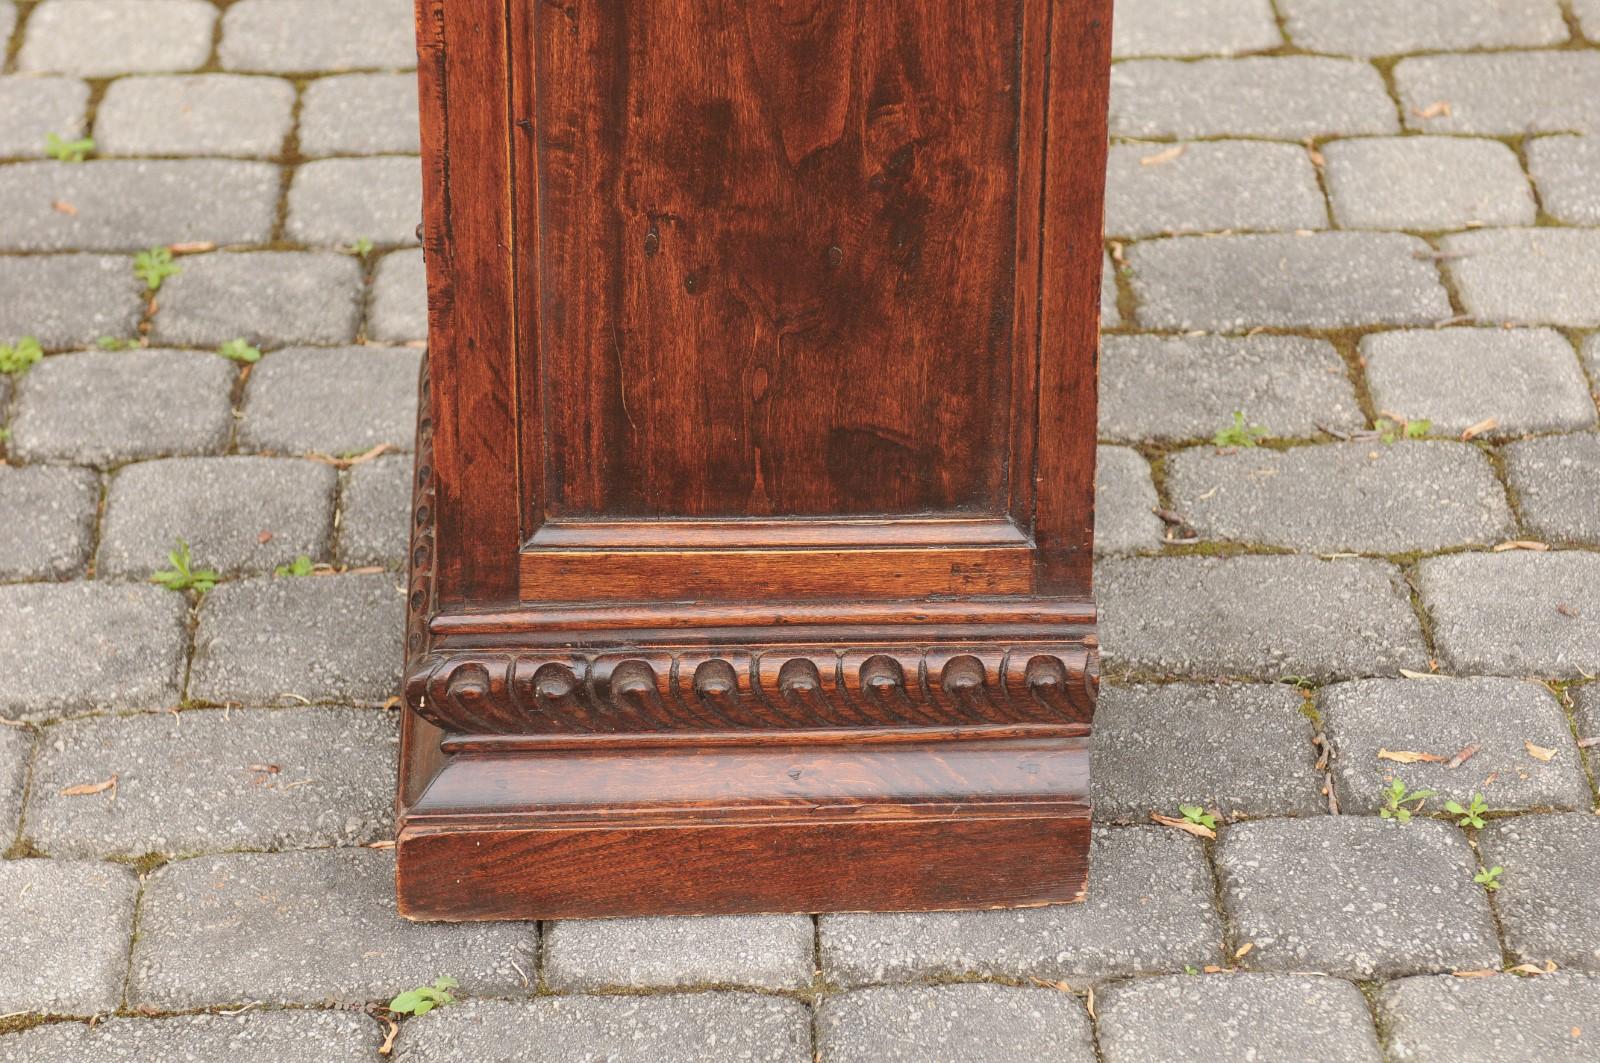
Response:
1452,969,1497,978
1140,145,1185,166
1379,748,1445,764
1414,100,1452,119
1525,741,1557,762
1399,668,1448,680
1460,417,1497,441
1494,540,1550,552
1150,812,1215,839
61,774,117,797
1234,942,1255,960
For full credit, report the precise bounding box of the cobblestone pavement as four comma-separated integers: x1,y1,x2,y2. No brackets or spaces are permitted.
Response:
1,0,1599,1059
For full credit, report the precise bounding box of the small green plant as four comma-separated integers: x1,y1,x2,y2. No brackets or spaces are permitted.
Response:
274,554,314,578
1376,416,1431,444
1179,804,1218,831
1213,411,1268,448
350,237,374,260
44,132,95,162
96,335,139,351
134,247,181,293
1445,793,1490,829
388,976,457,1016
219,338,262,364
149,539,220,593
1183,964,1199,976
1378,777,1435,823
1474,865,1503,891
0,336,43,375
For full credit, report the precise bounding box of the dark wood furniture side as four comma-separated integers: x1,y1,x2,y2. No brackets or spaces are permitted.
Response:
399,0,1112,920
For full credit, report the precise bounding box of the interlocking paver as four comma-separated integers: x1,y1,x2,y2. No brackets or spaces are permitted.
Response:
0,465,99,581
1580,0,1600,39
817,985,1095,1063
1379,973,1600,1063
0,582,187,719
1101,251,1119,328
1098,334,1364,443
820,827,1222,986
239,346,422,456
0,1011,380,1063
0,254,142,350
150,251,365,349
1444,229,1600,327
1110,58,1398,140
1091,683,1324,823
1361,328,1596,437
1110,0,1280,58
188,572,404,706
1576,686,1599,746
299,73,421,157
128,849,535,1007
19,0,216,77
368,248,427,342
1586,334,1600,383
1321,677,1590,815
544,915,814,992
1503,434,1600,547
0,3,13,50
285,156,422,247
1097,556,1428,680
8,349,235,466
1395,52,1600,135
1478,814,1600,971
1278,0,1567,56
1128,233,1451,331
220,0,417,74
1104,141,1326,237
0,160,280,252
1323,138,1535,230
1165,441,1513,554
0,859,138,1015
0,725,31,844
1094,445,1161,555
1216,817,1501,979
1528,136,1600,225
393,995,813,1063
0,76,88,158
26,707,397,858
1096,973,1382,1063
1418,552,1600,678
94,75,295,159
339,453,412,567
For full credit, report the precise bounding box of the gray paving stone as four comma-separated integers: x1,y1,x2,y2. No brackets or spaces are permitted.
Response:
339,454,411,567
392,995,812,1063
299,73,421,157
188,572,403,706
0,1011,380,1063
1528,136,1600,225
1478,814,1600,970
8,349,235,467
817,984,1094,1063
0,859,138,1015
1324,137,1535,230
820,827,1222,986
19,0,215,76
1379,973,1600,1063
1587,333,1600,383
129,849,534,1008
1321,677,1590,815
1418,552,1600,678
1091,683,1324,823
1576,685,1599,746
1165,441,1513,554
544,915,814,992
0,465,99,581
1104,141,1326,237
286,156,422,248
1096,973,1382,1063
220,0,417,74
1101,251,1119,328
1099,334,1363,443
98,457,337,579
1444,228,1600,327
0,3,12,51
1129,233,1451,331
0,160,279,252
26,707,397,858
150,252,365,349
368,248,427,342
1111,0,1280,58
1279,0,1567,56
1098,556,1428,680
1581,0,1600,39
1504,434,1600,547
0,582,187,719
0,254,142,350
1094,445,1161,555
0,76,89,158
1395,52,1600,135
239,346,422,457
1216,817,1501,979
94,75,295,159
1110,58,1399,140
0,725,31,845
1361,328,1596,437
